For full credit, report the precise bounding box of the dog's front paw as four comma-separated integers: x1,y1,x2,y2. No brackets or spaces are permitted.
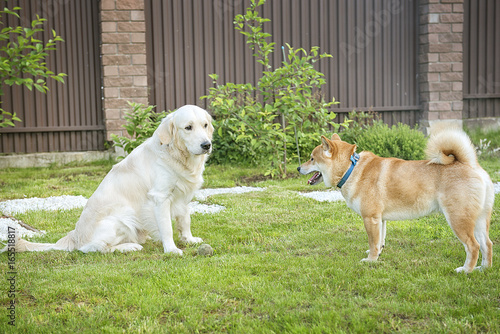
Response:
474,265,490,272
360,257,377,262
454,266,473,273
182,236,203,244
164,247,183,256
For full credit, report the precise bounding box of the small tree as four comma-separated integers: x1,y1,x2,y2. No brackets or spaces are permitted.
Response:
0,3,66,128
203,0,347,177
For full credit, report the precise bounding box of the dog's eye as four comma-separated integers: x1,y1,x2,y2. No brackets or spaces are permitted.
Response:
310,157,314,161
204,123,208,128
185,125,192,131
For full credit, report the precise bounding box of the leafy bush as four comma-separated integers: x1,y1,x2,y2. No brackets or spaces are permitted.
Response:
110,102,167,158
339,111,427,160
0,5,66,128
338,110,378,145
356,121,427,160
203,0,346,176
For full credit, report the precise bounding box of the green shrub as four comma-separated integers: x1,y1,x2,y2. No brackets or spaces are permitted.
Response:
339,111,426,160
356,121,427,160
210,124,259,166
110,102,168,158
338,110,378,145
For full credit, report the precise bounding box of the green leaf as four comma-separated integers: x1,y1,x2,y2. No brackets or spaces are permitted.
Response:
34,83,46,93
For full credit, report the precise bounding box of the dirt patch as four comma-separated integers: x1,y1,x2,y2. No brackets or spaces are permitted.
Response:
237,173,300,185
62,171,100,182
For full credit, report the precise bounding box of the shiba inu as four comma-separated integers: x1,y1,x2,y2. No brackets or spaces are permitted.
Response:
297,128,494,273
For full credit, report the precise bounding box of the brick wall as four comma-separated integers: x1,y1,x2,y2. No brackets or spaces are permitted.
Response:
418,0,464,131
101,0,147,140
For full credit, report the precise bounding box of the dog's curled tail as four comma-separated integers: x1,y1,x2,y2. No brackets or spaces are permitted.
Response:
0,230,76,253
426,127,478,167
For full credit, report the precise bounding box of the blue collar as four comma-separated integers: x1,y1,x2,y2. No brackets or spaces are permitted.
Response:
337,152,360,188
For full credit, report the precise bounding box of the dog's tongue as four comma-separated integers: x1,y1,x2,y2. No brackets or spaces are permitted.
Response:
307,172,321,185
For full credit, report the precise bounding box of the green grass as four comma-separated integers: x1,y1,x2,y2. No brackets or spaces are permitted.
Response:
466,127,500,149
466,127,500,160
0,159,500,333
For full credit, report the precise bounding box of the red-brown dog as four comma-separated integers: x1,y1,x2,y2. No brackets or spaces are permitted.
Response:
298,128,493,273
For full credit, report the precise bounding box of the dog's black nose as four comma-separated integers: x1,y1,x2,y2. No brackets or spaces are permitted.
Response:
297,166,301,172
201,141,211,151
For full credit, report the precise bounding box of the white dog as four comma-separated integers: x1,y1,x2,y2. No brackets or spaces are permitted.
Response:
4,105,214,255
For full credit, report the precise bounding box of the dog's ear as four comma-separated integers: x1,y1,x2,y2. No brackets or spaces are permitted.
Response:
350,144,357,155
331,133,341,141
321,136,336,158
157,113,175,145
321,135,335,152
206,113,214,138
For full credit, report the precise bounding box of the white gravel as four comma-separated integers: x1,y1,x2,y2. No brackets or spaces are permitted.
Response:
298,189,345,202
189,202,226,214
0,217,46,241
0,195,88,216
195,186,265,201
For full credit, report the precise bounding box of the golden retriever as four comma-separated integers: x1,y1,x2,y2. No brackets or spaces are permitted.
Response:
5,105,214,255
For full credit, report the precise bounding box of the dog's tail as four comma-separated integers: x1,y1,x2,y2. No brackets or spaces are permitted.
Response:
426,125,478,167
1,230,76,253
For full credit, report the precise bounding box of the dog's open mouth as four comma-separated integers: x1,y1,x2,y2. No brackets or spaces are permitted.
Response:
308,172,323,185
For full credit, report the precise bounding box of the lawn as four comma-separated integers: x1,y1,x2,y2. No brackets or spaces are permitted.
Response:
0,158,499,333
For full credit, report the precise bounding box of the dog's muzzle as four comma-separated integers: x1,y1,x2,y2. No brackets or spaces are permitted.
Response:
200,141,211,153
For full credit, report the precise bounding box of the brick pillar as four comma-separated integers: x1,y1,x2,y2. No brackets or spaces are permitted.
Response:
101,0,147,140
418,0,464,133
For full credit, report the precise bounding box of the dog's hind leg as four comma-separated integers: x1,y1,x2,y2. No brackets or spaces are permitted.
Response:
361,216,383,262
78,217,128,253
454,234,480,274
445,212,480,273
474,183,494,270
474,209,493,270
